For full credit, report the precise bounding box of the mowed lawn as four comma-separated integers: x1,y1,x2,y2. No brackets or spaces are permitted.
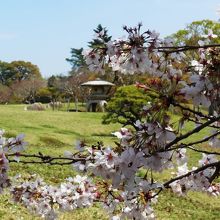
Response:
0,104,220,220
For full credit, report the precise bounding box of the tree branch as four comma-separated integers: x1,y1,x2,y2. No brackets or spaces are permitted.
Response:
187,118,220,129
157,44,220,53
173,102,211,119
7,152,86,165
163,160,220,188
165,115,220,149
164,131,220,153
184,146,220,156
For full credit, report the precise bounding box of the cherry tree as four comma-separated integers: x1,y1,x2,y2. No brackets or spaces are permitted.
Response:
1,23,220,219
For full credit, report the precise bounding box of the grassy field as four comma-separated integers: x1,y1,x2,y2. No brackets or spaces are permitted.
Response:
0,104,220,220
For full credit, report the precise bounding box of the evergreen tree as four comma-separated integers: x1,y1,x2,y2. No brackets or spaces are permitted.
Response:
66,48,86,70
88,24,112,49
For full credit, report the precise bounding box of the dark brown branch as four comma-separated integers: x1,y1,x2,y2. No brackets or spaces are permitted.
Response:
184,146,220,156
7,152,86,165
187,118,220,129
209,165,220,183
173,102,211,119
184,131,220,146
164,131,220,152
8,159,75,166
163,160,220,188
151,160,220,199
165,115,220,149
8,153,78,161
97,43,220,54
157,44,220,50
157,44,220,53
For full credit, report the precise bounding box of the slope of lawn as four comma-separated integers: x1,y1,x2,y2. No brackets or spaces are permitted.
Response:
0,104,219,220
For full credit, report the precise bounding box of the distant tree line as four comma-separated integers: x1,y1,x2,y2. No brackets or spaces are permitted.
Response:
2,19,218,109
0,60,92,105
0,60,44,103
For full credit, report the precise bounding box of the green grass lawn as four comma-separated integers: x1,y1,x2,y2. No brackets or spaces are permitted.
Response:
0,104,220,220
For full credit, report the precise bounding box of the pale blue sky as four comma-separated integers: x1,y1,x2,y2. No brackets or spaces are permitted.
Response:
0,0,220,77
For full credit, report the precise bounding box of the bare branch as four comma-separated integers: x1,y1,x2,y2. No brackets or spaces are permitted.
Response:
164,160,220,188
187,118,220,129
165,116,220,149
7,152,86,165
184,146,220,156
173,102,211,119
164,131,220,153
157,44,220,53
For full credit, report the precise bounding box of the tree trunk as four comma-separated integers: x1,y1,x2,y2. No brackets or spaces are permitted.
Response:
52,98,55,111
74,96,78,112
67,97,70,111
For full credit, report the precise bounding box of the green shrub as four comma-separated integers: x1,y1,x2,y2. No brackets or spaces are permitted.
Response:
102,85,151,128
36,88,52,103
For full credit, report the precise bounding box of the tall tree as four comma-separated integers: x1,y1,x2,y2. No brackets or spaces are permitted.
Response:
0,60,42,86
0,84,11,103
66,48,86,70
66,24,112,70
63,72,90,111
171,19,220,45
47,75,65,108
169,19,220,64
0,61,14,85
11,77,45,103
88,24,112,49
10,61,42,81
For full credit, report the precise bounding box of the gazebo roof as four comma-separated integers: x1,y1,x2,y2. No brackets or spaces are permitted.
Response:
81,79,114,87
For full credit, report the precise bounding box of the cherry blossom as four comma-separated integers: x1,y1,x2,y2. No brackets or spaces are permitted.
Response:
202,29,218,39
0,24,220,220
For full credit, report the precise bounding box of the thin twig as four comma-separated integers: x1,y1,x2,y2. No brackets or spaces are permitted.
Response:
165,115,220,149
164,161,220,188
173,102,211,119
164,131,220,152
157,44,220,53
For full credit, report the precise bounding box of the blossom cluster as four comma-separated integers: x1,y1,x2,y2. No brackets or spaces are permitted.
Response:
11,175,97,220
65,140,160,219
84,24,220,114
1,24,220,220
0,130,27,193
0,151,9,193
0,129,27,155
170,153,216,196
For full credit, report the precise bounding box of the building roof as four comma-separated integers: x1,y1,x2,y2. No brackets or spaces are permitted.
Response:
81,79,114,86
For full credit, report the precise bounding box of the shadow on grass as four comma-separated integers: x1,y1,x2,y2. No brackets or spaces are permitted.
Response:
55,129,83,137
23,126,42,130
41,124,56,129
92,132,113,137
39,136,67,148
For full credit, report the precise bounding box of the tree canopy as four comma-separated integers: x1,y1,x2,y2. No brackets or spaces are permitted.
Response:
103,85,151,127
66,48,86,70
0,60,42,86
66,24,112,70
171,19,220,45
